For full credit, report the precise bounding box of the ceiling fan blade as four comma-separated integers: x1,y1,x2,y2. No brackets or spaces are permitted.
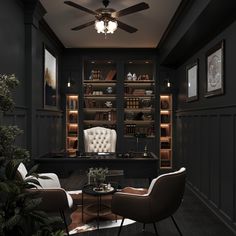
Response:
71,20,95,31
113,2,149,18
64,1,97,15
117,20,137,33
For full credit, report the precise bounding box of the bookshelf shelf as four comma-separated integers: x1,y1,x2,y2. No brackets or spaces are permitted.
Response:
66,95,78,157
159,94,172,169
124,61,155,140
83,60,117,130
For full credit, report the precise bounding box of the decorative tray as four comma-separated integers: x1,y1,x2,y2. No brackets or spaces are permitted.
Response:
93,186,114,193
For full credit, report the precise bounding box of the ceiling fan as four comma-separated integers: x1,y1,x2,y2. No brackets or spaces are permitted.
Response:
64,0,149,33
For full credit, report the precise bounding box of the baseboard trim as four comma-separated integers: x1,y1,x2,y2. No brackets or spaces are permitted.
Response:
186,182,236,235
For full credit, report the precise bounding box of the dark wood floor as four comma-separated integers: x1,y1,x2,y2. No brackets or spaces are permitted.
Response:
60,170,236,236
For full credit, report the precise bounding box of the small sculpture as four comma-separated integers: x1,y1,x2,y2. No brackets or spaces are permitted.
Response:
105,101,112,108
106,86,113,94
132,73,137,80
127,72,132,80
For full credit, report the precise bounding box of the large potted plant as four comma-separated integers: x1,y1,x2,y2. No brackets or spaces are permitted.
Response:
0,74,64,236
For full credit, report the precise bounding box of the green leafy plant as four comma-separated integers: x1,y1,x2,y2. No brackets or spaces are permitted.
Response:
88,167,108,188
0,74,64,236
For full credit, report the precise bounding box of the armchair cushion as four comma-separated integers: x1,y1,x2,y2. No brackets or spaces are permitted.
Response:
17,163,61,188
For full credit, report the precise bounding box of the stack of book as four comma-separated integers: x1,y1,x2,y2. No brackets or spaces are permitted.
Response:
132,89,146,96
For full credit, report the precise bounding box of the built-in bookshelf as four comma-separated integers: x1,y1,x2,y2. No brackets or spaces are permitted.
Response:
66,95,78,156
65,58,159,155
159,94,172,168
124,60,155,139
83,60,117,130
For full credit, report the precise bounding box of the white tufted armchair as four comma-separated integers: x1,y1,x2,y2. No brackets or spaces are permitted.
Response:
84,126,117,153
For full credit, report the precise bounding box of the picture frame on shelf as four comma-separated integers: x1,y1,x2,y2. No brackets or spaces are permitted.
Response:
205,40,224,97
186,60,198,102
43,45,57,108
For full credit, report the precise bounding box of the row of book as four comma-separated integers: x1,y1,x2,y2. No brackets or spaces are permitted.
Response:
125,124,155,136
94,111,116,121
88,69,117,81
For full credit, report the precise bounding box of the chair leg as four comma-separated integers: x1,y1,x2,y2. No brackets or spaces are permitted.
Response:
117,217,125,236
153,222,159,236
59,209,69,236
171,215,182,236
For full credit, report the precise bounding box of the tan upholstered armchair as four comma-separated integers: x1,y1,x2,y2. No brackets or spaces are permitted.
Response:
111,167,186,236
17,163,73,235
84,126,117,152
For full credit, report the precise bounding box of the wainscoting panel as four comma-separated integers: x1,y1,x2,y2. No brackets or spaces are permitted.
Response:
200,116,210,198
220,115,234,220
208,115,220,207
2,107,27,148
176,107,236,227
36,110,63,157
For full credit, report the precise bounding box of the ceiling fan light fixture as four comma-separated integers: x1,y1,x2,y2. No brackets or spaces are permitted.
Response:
107,20,117,34
65,1,149,34
95,18,117,34
95,20,105,33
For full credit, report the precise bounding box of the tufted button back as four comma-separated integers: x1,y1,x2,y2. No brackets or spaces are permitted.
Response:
84,126,117,153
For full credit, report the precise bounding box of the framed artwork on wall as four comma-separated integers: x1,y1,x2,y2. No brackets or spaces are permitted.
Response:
205,40,224,97
44,45,57,108
186,60,198,102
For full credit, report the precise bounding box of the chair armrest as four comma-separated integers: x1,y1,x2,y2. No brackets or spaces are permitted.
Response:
122,187,148,195
111,192,151,222
25,173,61,189
28,188,73,212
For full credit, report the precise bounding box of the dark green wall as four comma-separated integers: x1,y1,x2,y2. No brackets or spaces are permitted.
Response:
157,0,236,231
175,20,236,232
0,0,64,157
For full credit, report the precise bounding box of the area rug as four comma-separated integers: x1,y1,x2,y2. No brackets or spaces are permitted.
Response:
68,190,135,235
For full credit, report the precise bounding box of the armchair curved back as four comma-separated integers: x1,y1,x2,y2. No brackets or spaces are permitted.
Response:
84,126,117,152
148,167,186,222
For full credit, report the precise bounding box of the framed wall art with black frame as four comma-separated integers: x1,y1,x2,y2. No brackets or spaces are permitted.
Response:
186,60,198,102
205,40,224,97
43,45,58,108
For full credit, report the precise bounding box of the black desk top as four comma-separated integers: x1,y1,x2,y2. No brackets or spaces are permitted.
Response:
35,152,158,161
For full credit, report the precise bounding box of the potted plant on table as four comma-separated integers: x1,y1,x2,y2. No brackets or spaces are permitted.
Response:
88,167,108,190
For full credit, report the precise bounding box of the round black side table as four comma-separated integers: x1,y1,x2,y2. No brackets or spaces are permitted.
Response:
82,184,116,229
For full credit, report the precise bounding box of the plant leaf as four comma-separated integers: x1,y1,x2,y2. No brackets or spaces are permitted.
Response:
5,214,21,230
